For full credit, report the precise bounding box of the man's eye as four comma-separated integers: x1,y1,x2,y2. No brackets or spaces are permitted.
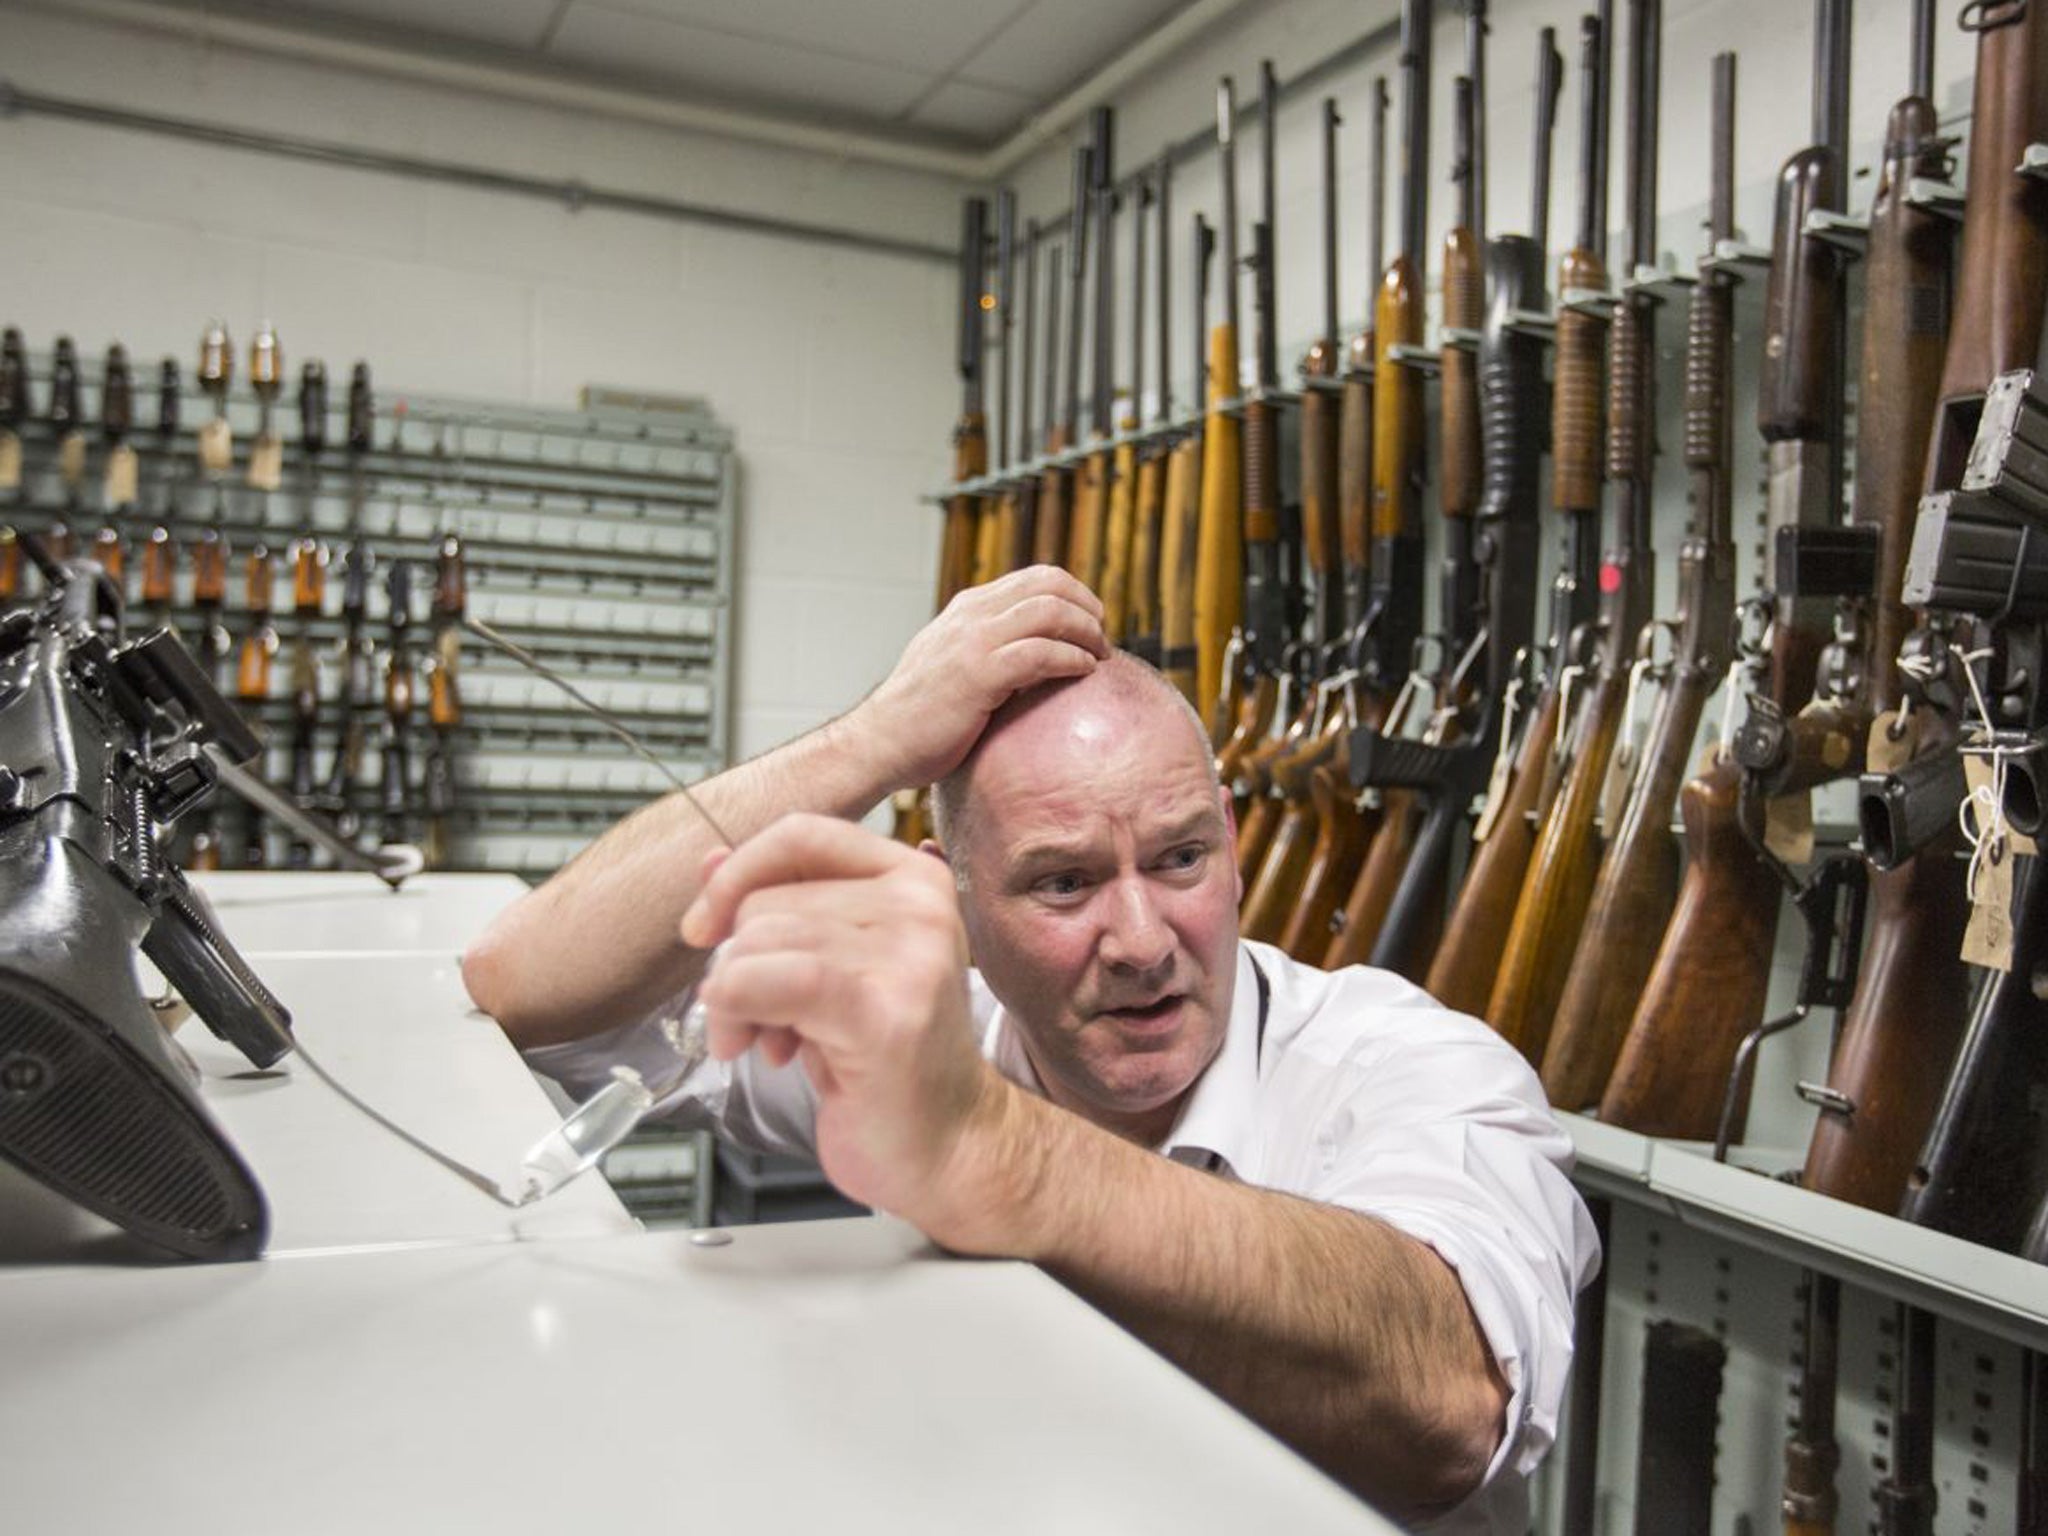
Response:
1160,844,1208,873
1035,872,1089,899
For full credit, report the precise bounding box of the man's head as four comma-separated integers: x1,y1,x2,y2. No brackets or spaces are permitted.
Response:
929,653,1241,1145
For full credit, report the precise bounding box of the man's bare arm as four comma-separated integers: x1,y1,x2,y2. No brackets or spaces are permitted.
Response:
462,568,1107,1046
954,1091,1509,1519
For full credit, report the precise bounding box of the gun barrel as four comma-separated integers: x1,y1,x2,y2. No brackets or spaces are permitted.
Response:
1156,154,1173,422
1466,0,1488,240
957,197,988,415
1370,76,1390,283
1062,146,1092,439
1532,29,1564,257
1909,0,1934,101
994,189,1016,470
1217,80,1240,341
1323,97,1341,348
1397,0,1434,267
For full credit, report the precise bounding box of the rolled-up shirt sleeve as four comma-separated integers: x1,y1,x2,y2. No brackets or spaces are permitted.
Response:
1276,1010,1599,1490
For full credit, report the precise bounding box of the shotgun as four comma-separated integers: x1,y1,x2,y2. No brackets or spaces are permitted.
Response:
1070,109,1118,597
1195,79,1248,727
0,330,27,608
1159,212,1212,707
424,534,465,869
1425,10,1606,1016
975,189,1019,589
936,196,989,609
1036,147,1092,573
1103,169,1149,642
1276,84,1384,964
1781,1272,1842,1536
139,358,179,626
1003,214,1040,578
1323,0,1432,968
1487,0,1659,1061
183,504,229,874
381,558,415,847
48,336,82,565
1805,0,2048,1216
1439,66,1485,666
1544,50,1741,1112
94,343,135,594
1346,29,1559,980
1127,159,1169,665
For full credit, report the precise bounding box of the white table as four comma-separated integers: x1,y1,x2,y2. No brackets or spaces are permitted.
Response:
0,874,1396,1533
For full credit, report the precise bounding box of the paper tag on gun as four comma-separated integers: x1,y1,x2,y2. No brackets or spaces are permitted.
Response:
1963,753,2037,856
246,434,284,491
1866,709,1920,775
102,445,139,508
0,431,19,491
1963,839,2017,973
197,417,234,474
57,432,87,489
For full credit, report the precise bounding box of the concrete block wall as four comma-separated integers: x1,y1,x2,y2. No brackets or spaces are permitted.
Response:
0,5,964,776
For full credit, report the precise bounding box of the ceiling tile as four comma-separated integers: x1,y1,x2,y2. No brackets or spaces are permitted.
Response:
955,0,1195,95
265,0,564,51
547,5,940,123
902,78,1038,140
587,0,1029,77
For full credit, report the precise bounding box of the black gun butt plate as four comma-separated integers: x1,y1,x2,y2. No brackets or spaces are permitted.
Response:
0,973,268,1261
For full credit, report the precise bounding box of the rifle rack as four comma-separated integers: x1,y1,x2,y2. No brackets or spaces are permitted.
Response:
1385,343,1442,376
1802,207,1870,255
2016,142,2048,181
1504,310,1559,341
1701,238,1772,274
1904,176,1966,220
1558,285,1619,318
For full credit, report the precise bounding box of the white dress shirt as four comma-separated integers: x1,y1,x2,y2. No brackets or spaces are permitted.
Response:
523,940,1601,1534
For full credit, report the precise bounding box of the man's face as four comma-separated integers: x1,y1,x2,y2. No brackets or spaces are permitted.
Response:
948,673,1241,1144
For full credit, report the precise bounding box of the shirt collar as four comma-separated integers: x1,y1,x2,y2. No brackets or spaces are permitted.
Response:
1158,942,1262,1177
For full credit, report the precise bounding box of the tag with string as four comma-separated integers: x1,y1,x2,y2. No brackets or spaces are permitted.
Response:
57,432,87,489
0,431,20,491
246,434,284,492
1763,789,1815,865
1954,648,2026,971
1866,707,1920,775
103,444,139,508
197,416,234,473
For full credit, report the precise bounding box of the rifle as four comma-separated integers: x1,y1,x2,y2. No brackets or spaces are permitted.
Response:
0,547,286,1259
1485,0,1658,1060
94,343,136,593
0,330,25,609
1159,211,1213,707
48,336,82,565
424,535,464,869
1347,29,1560,980
1805,0,2048,1216
235,543,278,868
1322,0,1433,969
1246,99,1350,947
246,322,283,494
1423,5,1605,1014
381,559,415,847
1102,168,1149,642
1070,109,1117,598
1781,1271,1841,1536
1439,68,1485,665
183,495,231,872
140,359,179,625
975,190,1019,588
1633,1320,1727,1536
284,379,328,871
1127,156,1172,666
936,196,989,609
1004,212,1041,578
1874,1307,1939,1536
1195,80,1247,726
1545,50,1741,1112
1610,0,1953,1139
1036,147,1092,574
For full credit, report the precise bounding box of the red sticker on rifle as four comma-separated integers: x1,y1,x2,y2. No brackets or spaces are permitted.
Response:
1599,563,1623,594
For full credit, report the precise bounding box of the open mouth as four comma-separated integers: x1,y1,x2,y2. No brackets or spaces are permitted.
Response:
1102,994,1183,1026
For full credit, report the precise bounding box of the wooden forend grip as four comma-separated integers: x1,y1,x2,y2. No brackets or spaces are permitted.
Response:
1485,665,1626,1062
1426,683,1564,1016
1068,448,1110,593
1099,433,1140,635
1552,248,1608,513
1371,258,1425,541
1128,448,1166,645
1194,325,1244,712
1439,227,1483,519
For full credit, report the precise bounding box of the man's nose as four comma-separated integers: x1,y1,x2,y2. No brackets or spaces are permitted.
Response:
1099,875,1174,973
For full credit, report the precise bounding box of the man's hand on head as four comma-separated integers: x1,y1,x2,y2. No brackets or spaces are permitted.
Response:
680,813,1032,1250
853,565,1108,793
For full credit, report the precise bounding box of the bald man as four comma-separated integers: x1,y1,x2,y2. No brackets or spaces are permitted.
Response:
464,567,1596,1531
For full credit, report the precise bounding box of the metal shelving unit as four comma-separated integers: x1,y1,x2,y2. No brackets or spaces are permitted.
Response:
3,353,735,876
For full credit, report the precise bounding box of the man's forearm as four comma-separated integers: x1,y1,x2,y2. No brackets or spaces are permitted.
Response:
953,1087,1507,1518
463,714,898,1046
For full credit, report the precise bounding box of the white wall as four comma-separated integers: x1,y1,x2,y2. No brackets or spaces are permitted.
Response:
0,5,966,768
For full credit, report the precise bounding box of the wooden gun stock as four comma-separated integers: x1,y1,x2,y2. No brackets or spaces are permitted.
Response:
1552,249,1608,513
1426,682,1565,1014
1069,446,1111,595
1240,728,1338,944
1034,441,1073,572
1277,755,1375,962
1099,427,1139,635
938,412,986,608
1127,445,1165,651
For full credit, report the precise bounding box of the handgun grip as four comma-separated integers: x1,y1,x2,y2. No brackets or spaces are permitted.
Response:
140,879,294,1069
